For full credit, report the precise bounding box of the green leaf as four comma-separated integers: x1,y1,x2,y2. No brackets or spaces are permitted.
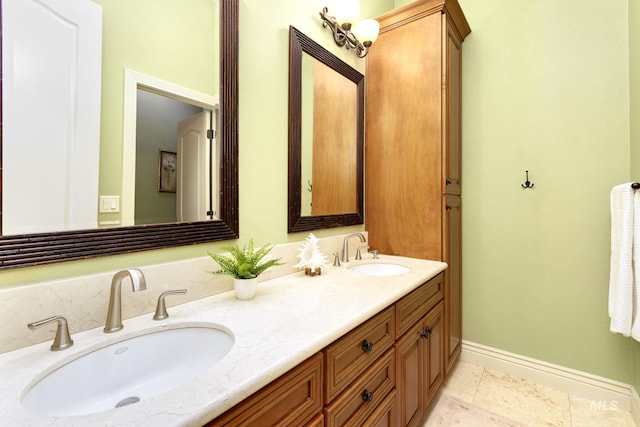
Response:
206,238,285,280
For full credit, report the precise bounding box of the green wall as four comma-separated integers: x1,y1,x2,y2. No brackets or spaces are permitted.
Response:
459,0,631,382
0,1,393,286
631,0,640,182
630,0,640,392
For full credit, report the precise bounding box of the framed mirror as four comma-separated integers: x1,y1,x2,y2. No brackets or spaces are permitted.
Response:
288,26,364,233
0,0,238,269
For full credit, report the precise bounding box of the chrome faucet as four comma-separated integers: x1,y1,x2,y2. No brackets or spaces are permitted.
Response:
104,269,147,333
341,233,366,263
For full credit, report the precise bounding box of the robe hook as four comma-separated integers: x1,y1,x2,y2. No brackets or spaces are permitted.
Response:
521,170,534,189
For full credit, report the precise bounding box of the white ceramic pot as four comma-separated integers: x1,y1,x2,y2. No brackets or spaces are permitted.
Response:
233,278,258,300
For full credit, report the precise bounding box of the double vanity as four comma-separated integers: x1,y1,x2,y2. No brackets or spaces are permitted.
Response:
0,254,447,426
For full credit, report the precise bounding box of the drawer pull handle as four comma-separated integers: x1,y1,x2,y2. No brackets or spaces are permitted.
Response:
361,389,373,402
420,327,433,339
361,340,374,353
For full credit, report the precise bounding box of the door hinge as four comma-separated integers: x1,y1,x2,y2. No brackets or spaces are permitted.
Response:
207,129,215,140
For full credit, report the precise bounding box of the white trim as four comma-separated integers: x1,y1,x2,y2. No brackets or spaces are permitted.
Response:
460,340,632,411
121,69,218,226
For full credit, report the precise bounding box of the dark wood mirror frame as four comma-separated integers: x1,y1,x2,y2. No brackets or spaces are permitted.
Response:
287,26,364,233
0,0,239,270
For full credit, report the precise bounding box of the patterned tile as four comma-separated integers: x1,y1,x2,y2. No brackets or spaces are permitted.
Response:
440,360,485,403
472,368,572,426
424,394,523,427
428,362,636,427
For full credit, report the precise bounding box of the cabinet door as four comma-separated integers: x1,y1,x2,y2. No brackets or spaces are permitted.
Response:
443,15,463,196
443,195,462,372
424,301,445,405
395,323,424,427
396,300,445,426
365,11,443,260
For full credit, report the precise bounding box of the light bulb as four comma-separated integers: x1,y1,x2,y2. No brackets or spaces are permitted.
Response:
354,19,380,45
333,0,360,26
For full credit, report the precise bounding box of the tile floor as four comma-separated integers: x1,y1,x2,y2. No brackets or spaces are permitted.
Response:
424,361,636,426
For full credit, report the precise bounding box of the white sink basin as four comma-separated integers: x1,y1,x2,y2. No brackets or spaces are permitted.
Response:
350,263,410,276
21,325,234,417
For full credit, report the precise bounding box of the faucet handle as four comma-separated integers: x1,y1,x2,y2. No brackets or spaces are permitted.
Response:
153,289,187,320
355,245,370,260
333,252,341,267
28,316,74,351
369,249,379,259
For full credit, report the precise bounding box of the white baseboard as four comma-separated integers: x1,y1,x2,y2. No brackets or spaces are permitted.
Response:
460,340,632,412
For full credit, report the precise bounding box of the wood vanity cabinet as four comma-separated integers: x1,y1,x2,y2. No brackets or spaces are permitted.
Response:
206,352,323,427
365,0,470,376
207,274,444,427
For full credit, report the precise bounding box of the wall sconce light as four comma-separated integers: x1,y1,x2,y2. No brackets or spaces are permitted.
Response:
319,0,379,58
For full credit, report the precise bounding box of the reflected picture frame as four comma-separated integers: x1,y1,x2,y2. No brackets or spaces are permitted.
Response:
158,150,177,193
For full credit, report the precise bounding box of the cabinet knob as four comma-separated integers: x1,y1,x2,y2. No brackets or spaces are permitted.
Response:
446,179,452,185
361,389,373,402
361,339,374,353
420,327,433,339
446,205,453,211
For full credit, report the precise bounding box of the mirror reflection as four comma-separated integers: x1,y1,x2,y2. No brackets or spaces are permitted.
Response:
134,89,219,225
1,0,219,235
288,26,364,233
0,0,238,270
300,53,358,217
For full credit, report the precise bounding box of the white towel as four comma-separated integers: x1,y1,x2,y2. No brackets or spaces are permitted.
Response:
609,183,635,336
631,189,640,340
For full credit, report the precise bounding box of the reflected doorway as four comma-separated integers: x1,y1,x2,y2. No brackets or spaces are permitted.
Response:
134,89,219,225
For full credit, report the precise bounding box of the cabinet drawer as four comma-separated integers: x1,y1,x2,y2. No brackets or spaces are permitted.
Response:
395,273,443,337
324,306,395,402
323,348,396,427
305,414,324,427
363,389,397,427
208,353,323,426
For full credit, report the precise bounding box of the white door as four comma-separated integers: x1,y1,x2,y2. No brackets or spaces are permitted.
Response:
176,110,218,222
2,0,102,235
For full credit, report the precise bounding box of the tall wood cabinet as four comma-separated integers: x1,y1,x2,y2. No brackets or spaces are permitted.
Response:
365,0,470,374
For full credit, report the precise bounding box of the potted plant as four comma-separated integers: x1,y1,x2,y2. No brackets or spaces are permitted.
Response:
207,239,285,300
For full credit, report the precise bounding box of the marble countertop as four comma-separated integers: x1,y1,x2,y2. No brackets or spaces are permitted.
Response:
0,255,446,426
